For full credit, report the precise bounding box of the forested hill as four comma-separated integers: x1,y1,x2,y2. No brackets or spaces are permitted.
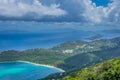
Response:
62,58,120,80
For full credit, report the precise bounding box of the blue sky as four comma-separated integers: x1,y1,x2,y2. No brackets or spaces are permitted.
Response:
0,0,119,27
92,0,111,6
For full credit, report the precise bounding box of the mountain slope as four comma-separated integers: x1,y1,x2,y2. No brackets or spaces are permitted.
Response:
58,46,120,70
63,58,120,80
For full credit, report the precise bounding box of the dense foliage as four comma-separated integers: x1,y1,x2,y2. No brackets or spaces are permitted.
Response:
63,58,120,80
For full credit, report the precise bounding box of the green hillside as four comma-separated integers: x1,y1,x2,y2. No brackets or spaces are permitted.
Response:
52,37,120,55
0,49,69,66
63,58,120,80
0,37,120,71
58,47,120,70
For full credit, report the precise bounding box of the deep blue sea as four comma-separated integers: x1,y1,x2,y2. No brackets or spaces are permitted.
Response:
0,61,64,80
0,22,92,51
0,30,92,51
0,21,120,51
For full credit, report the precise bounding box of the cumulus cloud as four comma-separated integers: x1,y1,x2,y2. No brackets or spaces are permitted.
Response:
82,0,120,24
0,0,66,18
105,0,120,23
82,0,108,23
63,0,120,24
0,0,119,26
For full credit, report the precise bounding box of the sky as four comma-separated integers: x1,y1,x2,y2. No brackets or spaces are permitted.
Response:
0,0,119,27
92,0,111,6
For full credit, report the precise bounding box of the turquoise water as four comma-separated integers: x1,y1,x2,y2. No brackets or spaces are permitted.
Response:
0,62,63,80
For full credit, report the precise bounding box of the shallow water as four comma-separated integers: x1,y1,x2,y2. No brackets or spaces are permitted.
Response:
0,62,63,80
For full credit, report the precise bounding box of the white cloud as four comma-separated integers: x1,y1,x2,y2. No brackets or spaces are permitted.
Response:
82,0,107,23
0,0,119,27
54,0,109,23
0,0,67,18
105,0,120,23
82,0,120,24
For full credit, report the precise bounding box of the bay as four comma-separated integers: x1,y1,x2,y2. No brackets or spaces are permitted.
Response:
0,61,64,80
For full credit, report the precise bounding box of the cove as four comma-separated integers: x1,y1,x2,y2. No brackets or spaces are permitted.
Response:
0,61,64,80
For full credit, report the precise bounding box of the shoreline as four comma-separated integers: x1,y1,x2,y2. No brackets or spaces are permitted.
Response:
0,61,65,72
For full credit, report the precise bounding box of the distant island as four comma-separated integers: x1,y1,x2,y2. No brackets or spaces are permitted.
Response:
86,34,103,40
